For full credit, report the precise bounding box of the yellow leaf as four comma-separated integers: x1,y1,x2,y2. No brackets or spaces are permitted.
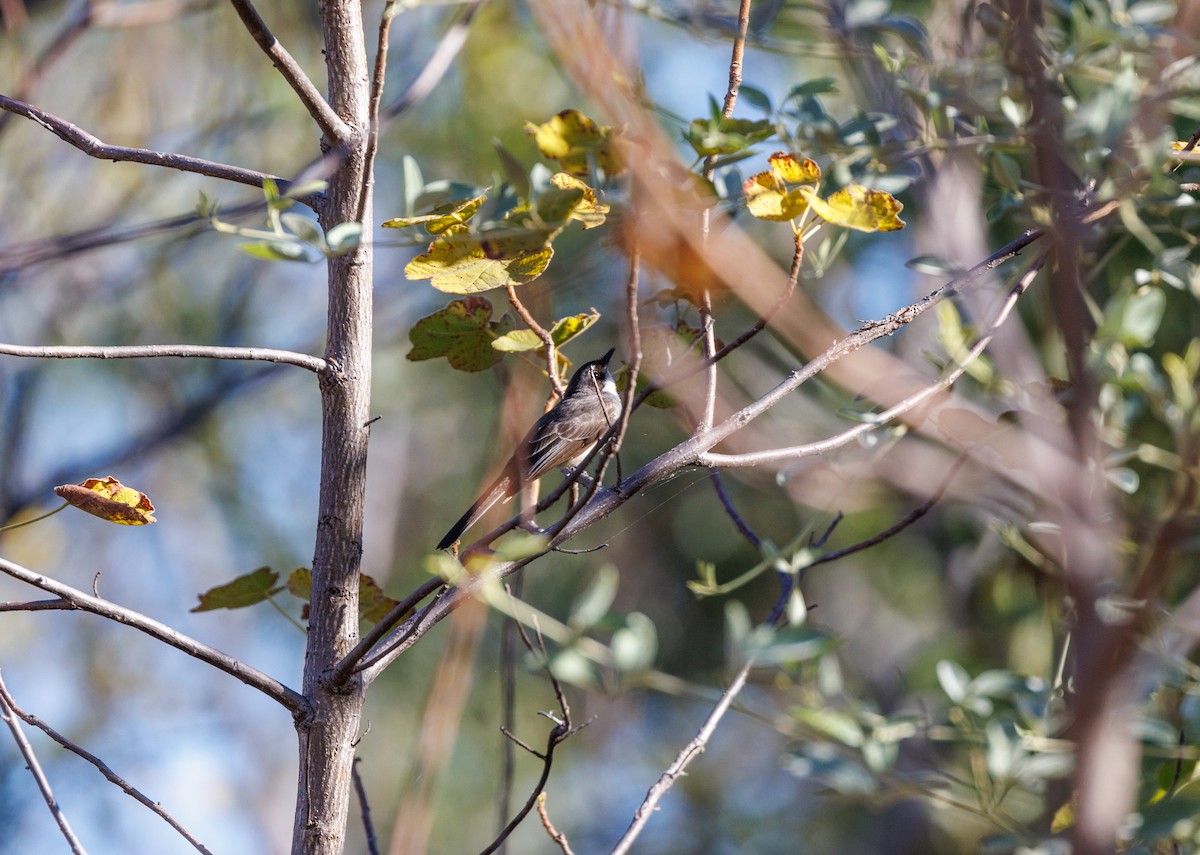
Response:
405,234,553,293
547,173,610,228
382,193,488,234
1050,796,1075,833
743,171,808,221
525,109,624,177
801,184,906,232
768,151,820,183
55,476,157,525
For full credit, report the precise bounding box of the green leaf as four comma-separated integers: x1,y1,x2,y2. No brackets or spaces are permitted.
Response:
408,297,514,371
359,574,402,625
493,140,531,200
570,565,619,630
281,213,324,246
791,707,864,747
612,612,657,671
240,240,319,263
550,309,600,346
402,155,424,216
1120,286,1166,347
192,567,280,612
801,184,906,232
491,329,543,352
683,114,776,157
282,179,328,200
325,222,363,256
285,567,311,600
383,193,488,234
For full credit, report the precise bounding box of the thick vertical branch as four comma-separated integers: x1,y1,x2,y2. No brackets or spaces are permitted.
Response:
291,0,373,852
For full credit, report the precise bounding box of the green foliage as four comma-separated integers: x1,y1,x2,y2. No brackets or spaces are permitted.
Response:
407,297,514,372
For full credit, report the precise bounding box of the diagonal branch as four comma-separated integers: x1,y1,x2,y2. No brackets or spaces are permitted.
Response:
0,669,213,854
610,658,753,855
225,0,352,145
381,0,486,122
0,671,88,855
0,557,307,714
698,251,1048,467
0,95,286,191
0,342,327,373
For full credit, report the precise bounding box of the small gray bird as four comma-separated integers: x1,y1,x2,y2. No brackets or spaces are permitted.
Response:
437,348,621,550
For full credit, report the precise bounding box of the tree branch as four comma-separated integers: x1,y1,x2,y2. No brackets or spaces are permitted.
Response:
0,557,307,714
0,95,287,191
505,282,563,397
0,342,327,373
610,658,753,855
381,0,486,122
225,0,352,145
0,670,88,855
698,251,1047,467
0,669,214,854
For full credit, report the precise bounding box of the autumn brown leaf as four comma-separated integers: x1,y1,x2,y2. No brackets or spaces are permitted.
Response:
55,476,157,525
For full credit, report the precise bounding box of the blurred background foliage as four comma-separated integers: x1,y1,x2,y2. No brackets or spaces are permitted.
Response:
2,0,1200,853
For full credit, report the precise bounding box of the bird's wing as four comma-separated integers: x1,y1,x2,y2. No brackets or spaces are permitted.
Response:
522,407,610,481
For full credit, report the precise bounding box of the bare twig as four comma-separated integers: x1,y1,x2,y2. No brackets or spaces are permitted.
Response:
226,0,352,144
697,251,1048,467
0,95,286,191
536,794,575,855
0,671,88,855
356,0,399,224
0,670,213,854
479,615,588,855
610,658,753,855
708,468,762,549
381,0,487,122
351,758,380,855
327,577,444,684
0,557,306,713
0,342,327,373
505,283,563,398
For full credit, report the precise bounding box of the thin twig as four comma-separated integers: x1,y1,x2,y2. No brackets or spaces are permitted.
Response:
352,758,381,855
381,0,487,122
610,658,754,855
328,577,444,684
505,283,563,397
697,250,1049,467
695,0,752,432
0,557,307,713
356,0,399,224
478,613,587,855
0,671,88,855
536,794,575,855
765,454,970,625
225,0,351,144
0,342,327,373
0,670,213,854
0,95,286,191
708,468,762,549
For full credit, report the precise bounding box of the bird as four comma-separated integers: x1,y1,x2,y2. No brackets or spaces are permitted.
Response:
437,348,622,550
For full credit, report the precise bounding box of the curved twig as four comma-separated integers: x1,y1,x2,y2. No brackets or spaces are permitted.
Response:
225,0,352,145
0,670,213,854
0,95,285,191
0,671,88,854
0,557,307,714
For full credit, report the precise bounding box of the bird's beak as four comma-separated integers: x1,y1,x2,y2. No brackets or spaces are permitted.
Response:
599,347,615,366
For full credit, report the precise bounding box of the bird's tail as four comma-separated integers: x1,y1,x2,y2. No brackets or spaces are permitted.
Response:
436,470,516,550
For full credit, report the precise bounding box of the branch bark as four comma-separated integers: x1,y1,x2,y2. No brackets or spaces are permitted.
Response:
289,0,375,851
0,342,326,372
0,557,306,712
0,95,286,191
